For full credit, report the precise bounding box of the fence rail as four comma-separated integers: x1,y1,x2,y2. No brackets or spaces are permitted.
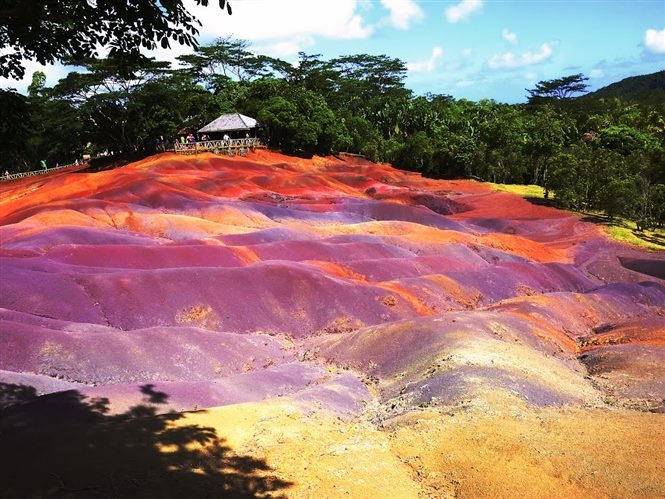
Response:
1,162,84,183
2,139,266,182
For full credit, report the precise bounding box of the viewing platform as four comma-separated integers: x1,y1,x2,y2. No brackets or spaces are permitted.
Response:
1,136,266,182
173,137,265,156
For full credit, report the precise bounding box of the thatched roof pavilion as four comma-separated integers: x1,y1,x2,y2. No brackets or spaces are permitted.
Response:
198,113,258,134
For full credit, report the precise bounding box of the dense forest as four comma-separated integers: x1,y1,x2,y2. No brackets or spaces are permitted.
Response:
1,38,663,230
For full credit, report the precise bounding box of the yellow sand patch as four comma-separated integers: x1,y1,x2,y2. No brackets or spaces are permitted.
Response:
2,392,664,498
176,304,220,330
387,392,665,498
177,401,423,498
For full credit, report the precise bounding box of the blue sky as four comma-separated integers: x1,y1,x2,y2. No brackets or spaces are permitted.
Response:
3,0,664,103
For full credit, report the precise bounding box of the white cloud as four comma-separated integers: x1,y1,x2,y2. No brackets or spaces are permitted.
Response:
2,0,375,90
440,48,474,71
445,0,483,23
501,28,518,45
380,0,424,30
488,42,553,69
185,0,373,57
0,58,70,93
644,28,665,54
143,41,196,68
589,68,604,78
407,46,443,72
254,37,315,58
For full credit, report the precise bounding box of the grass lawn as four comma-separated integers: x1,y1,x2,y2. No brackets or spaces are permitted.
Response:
490,183,546,199
489,182,664,251
591,215,665,251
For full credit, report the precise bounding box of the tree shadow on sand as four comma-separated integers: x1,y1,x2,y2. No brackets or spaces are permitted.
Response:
0,382,291,498
579,212,665,250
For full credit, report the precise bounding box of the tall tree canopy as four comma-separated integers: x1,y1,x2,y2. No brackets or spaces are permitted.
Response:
0,0,232,79
526,74,589,104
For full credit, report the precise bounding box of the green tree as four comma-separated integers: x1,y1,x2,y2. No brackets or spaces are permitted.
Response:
288,52,338,97
1,0,232,79
28,71,86,166
50,57,171,154
255,96,299,151
393,131,436,172
551,145,624,219
127,73,223,148
0,89,31,172
650,184,665,228
549,144,593,210
599,176,636,220
588,148,627,210
527,74,589,104
177,37,290,93
597,124,658,155
324,54,411,135
523,105,575,189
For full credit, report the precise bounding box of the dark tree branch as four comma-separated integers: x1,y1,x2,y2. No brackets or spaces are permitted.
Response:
0,0,232,79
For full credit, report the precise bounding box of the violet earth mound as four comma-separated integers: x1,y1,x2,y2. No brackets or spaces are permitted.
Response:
1,152,664,468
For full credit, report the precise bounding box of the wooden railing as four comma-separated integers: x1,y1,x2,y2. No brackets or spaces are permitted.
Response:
0,162,85,183
1,138,265,182
173,137,265,155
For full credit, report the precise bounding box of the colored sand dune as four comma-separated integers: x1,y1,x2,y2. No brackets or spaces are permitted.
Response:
1,151,664,497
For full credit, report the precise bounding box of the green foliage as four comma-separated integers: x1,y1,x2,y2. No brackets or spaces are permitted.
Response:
597,124,658,155
0,0,232,79
342,115,383,160
580,70,665,107
599,176,636,220
650,184,665,228
177,37,290,93
0,89,32,171
549,146,590,210
250,82,347,155
394,131,434,172
527,74,590,104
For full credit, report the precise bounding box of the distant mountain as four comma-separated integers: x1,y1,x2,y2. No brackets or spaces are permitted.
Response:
580,70,665,106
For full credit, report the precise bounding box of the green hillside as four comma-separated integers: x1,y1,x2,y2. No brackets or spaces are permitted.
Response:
581,70,665,106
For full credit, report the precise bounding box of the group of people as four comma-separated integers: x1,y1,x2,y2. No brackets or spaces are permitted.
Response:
178,133,210,146
179,134,195,145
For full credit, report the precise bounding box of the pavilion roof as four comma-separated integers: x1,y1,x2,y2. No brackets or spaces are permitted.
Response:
198,113,258,133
